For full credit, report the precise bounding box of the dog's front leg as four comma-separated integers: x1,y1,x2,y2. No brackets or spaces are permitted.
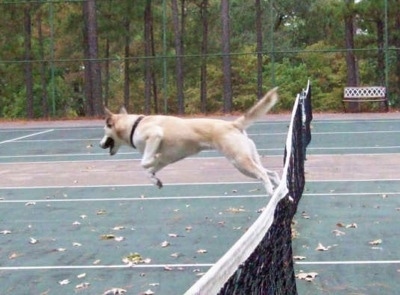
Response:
141,132,163,169
147,170,163,189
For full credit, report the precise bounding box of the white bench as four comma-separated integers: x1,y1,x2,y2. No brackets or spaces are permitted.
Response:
343,86,388,112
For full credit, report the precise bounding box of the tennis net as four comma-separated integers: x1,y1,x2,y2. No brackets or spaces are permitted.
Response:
184,81,312,295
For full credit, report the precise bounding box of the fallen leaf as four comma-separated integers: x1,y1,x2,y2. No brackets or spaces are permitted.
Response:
77,273,86,279
346,223,358,229
29,237,38,244
72,221,81,226
226,207,245,213
332,229,346,237
293,256,306,261
0,230,11,235
9,252,20,259
197,249,207,254
315,243,330,251
73,242,82,247
123,253,151,265
58,279,70,285
160,241,170,248
113,226,125,231
296,272,318,282
103,288,127,295
101,234,116,240
149,283,159,287
369,239,382,246
164,266,173,271
143,289,155,295
75,282,90,289
301,211,310,219
168,233,179,238
97,209,107,215
170,252,180,258
56,248,67,252
115,236,124,242
25,201,36,206
93,259,101,265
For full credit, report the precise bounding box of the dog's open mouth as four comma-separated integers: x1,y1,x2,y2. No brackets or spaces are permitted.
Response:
102,137,115,153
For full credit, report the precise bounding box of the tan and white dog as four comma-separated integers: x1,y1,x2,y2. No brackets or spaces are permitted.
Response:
100,87,280,195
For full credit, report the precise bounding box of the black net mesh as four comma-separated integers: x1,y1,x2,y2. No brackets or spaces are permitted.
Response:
185,82,312,295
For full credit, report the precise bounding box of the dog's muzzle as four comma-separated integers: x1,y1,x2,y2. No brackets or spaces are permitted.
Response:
100,137,115,154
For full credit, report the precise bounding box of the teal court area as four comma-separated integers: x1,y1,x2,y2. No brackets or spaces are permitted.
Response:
0,115,399,294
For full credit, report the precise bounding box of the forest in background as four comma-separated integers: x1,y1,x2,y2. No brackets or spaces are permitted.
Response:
0,0,399,118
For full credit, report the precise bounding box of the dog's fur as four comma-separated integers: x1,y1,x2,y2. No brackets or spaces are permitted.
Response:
100,87,280,195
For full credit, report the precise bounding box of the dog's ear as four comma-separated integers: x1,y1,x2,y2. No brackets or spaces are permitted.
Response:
104,106,113,118
119,106,128,115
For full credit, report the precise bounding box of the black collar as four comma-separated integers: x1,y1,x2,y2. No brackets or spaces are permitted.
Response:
130,115,145,149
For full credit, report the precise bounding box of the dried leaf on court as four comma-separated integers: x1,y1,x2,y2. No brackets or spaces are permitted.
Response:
77,273,86,279
170,252,181,258
75,282,90,289
293,256,307,261
114,236,124,242
113,226,125,231
369,239,382,245
143,289,155,295
58,279,70,285
301,211,310,219
101,234,116,240
56,248,67,252
97,209,107,215
25,201,36,206
346,223,358,229
29,237,38,244
164,266,173,271
0,230,12,234
168,233,179,238
196,249,207,254
296,272,318,282
9,252,20,259
73,221,81,226
160,241,170,248
103,288,127,295
226,207,245,213
185,226,193,232
93,259,101,265
315,243,331,251
149,283,160,287
73,242,82,247
332,229,346,237
122,252,151,265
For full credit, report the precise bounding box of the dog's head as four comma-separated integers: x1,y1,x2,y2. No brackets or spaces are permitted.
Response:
99,107,128,156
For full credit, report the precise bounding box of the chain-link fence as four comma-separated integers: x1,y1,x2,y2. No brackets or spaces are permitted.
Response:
0,0,398,118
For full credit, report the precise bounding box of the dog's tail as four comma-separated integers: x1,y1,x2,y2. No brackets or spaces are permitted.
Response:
233,87,279,130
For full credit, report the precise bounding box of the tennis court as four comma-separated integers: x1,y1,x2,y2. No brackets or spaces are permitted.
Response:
0,112,399,294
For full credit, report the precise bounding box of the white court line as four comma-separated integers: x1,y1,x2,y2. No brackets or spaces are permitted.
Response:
297,260,400,265
0,263,214,271
1,178,400,190
0,194,265,203
0,129,54,145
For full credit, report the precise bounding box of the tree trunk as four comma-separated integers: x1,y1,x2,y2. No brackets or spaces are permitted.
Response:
200,0,209,113
82,0,102,116
221,0,232,113
395,2,400,104
123,1,131,111
171,0,185,114
376,18,385,85
37,8,49,118
144,0,152,114
24,4,34,119
255,0,263,99
344,0,359,112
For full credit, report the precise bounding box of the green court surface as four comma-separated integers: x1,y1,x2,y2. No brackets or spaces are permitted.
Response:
1,116,400,294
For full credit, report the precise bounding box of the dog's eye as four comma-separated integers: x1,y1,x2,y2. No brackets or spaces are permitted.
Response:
106,118,113,128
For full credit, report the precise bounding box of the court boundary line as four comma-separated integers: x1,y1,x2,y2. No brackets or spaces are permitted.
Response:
0,263,214,271
0,194,266,203
1,178,400,190
297,260,400,265
0,129,54,145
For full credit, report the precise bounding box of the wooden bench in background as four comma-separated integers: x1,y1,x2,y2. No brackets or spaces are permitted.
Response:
343,86,389,112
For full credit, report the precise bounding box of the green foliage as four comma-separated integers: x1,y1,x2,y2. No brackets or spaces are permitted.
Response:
0,0,398,119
